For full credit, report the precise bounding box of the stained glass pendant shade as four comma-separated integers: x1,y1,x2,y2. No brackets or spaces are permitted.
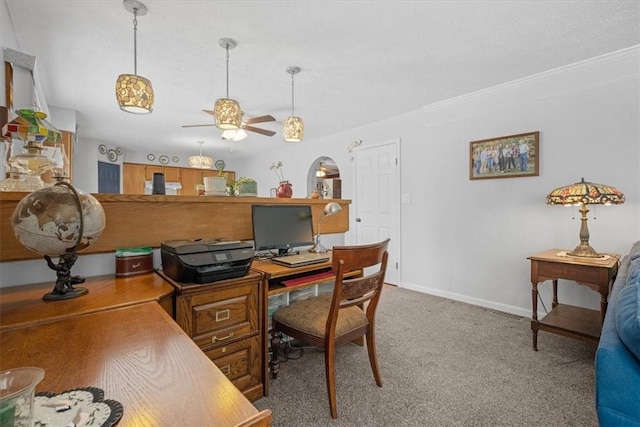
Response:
546,178,625,258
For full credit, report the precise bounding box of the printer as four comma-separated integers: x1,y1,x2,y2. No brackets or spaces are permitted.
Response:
161,238,254,284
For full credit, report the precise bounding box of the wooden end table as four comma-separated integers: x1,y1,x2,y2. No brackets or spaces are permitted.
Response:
528,249,620,350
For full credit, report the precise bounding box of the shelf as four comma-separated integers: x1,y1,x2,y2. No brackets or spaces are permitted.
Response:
536,304,601,341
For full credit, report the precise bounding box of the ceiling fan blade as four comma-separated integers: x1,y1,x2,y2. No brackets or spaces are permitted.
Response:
244,115,275,124
202,109,215,116
182,124,217,128
244,125,276,137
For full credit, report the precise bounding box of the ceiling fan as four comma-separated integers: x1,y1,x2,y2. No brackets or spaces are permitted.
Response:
182,110,277,137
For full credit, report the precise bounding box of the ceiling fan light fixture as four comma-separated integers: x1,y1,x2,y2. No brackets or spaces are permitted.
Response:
115,0,154,114
284,66,303,143
222,128,248,141
214,98,242,130
188,141,213,169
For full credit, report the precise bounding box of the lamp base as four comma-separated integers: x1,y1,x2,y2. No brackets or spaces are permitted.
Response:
568,243,605,258
310,243,329,254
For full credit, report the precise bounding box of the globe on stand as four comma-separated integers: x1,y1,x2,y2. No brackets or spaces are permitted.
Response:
10,182,106,301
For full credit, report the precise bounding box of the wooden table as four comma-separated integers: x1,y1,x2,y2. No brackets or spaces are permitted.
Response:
528,249,620,350
0,274,272,426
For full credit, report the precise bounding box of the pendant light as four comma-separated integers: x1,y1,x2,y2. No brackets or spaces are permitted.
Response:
188,141,214,169
115,0,154,114
283,66,304,143
213,38,243,130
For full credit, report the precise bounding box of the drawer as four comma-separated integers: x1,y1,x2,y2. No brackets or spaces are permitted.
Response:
176,282,259,348
204,335,262,394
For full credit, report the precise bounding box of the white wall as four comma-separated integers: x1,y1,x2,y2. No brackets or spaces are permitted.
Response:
239,47,640,318
2,44,638,323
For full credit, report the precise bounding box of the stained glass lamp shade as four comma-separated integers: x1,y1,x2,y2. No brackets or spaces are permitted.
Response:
546,178,625,258
1,109,61,191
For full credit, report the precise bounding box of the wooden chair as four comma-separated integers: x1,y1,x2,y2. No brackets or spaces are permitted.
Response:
270,238,390,418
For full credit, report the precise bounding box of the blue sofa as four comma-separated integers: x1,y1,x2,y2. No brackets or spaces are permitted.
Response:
595,241,640,426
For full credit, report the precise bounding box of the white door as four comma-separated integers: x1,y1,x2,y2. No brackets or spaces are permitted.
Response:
354,140,400,285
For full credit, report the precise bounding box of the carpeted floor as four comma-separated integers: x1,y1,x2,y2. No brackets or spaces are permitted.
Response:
254,286,598,426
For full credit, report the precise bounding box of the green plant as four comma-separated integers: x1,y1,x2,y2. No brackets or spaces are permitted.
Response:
270,161,285,182
228,176,256,196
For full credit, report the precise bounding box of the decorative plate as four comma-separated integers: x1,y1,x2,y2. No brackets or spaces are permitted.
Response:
115,147,123,156
147,154,155,161
107,149,118,162
172,156,179,163
98,144,107,154
215,159,225,170
35,387,123,427
159,155,169,165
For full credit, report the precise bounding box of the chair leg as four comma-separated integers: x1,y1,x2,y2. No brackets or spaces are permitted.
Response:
270,329,281,379
324,340,338,419
366,329,382,387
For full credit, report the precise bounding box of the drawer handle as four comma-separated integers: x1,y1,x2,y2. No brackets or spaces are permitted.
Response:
220,364,231,376
212,331,234,343
215,309,230,322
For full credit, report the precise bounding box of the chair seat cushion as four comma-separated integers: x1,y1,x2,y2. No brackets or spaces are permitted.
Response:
273,295,369,339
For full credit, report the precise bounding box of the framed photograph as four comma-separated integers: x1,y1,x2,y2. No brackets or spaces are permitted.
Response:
469,131,539,180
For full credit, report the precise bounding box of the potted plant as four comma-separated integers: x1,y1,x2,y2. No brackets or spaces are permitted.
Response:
204,162,228,195
231,177,257,197
270,161,292,198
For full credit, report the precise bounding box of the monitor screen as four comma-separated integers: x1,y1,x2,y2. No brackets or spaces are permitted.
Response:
251,204,314,255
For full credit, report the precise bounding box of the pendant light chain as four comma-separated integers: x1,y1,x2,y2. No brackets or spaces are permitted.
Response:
132,8,138,75
225,43,230,98
291,72,295,116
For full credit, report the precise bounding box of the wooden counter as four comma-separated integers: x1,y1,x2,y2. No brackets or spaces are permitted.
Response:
0,302,272,427
0,193,350,261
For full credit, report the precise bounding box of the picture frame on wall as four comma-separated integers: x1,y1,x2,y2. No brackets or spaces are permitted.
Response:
469,131,539,180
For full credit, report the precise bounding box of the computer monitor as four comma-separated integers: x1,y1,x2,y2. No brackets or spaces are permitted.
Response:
251,204,314,256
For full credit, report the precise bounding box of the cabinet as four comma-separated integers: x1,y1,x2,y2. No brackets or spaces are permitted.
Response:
123,162,234,195
171,272,266,402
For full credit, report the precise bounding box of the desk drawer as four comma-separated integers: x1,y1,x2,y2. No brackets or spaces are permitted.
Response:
176,282,259,348
204,335,261,394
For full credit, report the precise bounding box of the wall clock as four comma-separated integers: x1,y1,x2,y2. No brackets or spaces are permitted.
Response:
215,160,225,170
172,156,179,163
147,154,155,161
159,155,169,165
107,149,118,162
98,144,107,154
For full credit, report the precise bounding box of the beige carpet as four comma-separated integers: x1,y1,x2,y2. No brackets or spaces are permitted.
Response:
254,286,598,426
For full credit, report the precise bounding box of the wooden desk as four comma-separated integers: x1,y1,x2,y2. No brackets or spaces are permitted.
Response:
0,274,272,426
0,273,174,330
528,249,620,350
0,302,271,427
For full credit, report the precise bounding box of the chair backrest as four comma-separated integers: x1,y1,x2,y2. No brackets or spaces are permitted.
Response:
327,239,390,329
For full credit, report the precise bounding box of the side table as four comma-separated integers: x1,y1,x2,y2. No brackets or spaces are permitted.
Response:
528,249,620,350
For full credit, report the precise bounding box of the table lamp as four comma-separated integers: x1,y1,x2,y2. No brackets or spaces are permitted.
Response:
311,202,343,253
546,178,624,258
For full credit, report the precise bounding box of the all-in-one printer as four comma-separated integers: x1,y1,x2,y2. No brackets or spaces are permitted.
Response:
161,238,254,284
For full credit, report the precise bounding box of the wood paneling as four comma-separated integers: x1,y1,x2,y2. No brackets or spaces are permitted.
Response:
0,193,351,261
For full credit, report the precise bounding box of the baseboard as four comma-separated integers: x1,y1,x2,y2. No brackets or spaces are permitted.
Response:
399,282,532,318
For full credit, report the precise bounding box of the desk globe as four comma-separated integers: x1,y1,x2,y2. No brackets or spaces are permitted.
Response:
10,182,106,300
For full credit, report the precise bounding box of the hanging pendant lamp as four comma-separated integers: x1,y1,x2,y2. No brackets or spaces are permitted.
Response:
213,38,242,130
188,141,214,169
115,0,154,114
283,66,304,143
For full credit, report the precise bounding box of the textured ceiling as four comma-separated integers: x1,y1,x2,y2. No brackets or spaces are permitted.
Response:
4,0,640,159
